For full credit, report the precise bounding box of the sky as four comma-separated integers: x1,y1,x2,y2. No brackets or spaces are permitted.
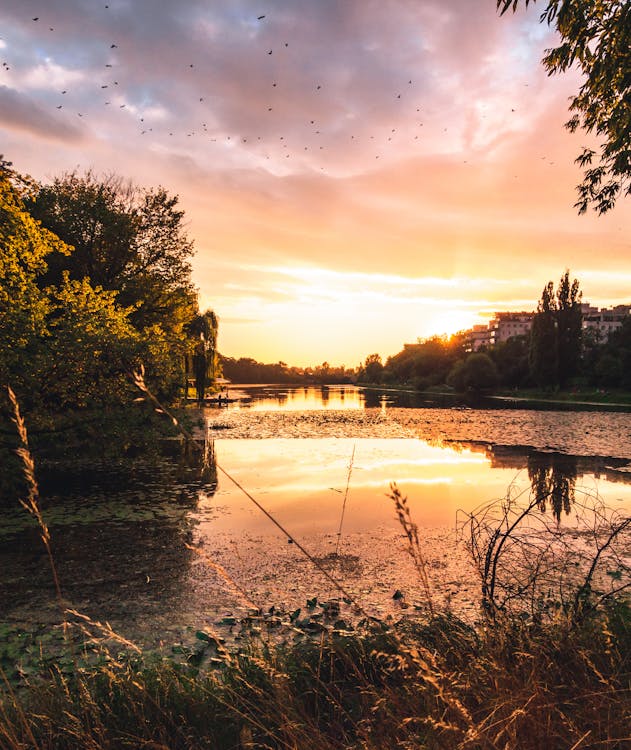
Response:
1,0,629,368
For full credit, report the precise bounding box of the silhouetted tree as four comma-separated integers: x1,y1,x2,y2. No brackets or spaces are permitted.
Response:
362,353,384,383
529,281,558,387
556,270,583,386
490,336,530,387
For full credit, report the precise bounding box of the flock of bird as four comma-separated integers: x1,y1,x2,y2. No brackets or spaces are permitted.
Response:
0,6,534,172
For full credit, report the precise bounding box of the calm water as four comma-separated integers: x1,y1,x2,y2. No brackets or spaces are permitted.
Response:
2,386,630,641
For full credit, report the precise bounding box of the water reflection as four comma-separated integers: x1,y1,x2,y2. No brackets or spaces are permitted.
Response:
229,385,365,411
0,435,218,630
527,454,577,521
220,385,631,413
200,438,631,536
447,441,631,521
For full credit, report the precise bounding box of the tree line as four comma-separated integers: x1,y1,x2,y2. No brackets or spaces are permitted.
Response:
0,157,218,414
359,271,631,393
219,356,354,384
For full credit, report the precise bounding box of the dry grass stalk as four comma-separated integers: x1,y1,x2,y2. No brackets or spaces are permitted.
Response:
334,443,355,556
389,482,435,616
133,368,366,613
7,386,65,616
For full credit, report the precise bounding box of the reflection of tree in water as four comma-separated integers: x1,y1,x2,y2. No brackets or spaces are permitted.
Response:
527,453,578,521
176,436,217,497
363,390,383,408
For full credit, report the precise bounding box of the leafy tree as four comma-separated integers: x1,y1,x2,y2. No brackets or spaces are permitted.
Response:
490,335,530,387
529,281,559,387
498,0,630,213
0,166,69,396
447,353,499,392
383,334,466,389
39,275,141,409
592,317,631,389
529,271,582,388
1,162,188,410
25,170,202,398
26,170,198,334
555,269,582,386
361,353,384,383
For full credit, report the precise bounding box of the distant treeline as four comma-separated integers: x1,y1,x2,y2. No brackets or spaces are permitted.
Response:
219,355,354,384
221,272,631,394
359,272,631,393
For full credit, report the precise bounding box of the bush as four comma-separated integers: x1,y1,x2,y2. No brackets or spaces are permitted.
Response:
447,353,499,392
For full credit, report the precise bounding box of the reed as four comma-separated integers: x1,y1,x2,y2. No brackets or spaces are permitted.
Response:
1,383,629,750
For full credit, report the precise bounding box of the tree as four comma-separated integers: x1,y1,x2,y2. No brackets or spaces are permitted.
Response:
490,335,530,387
529,281,558,387
498,0,630,213
555,269,582,386
362,353,384,383
40,274,141,408
1,162,191,409
529,271,582,388
0,165,69,397
26,170,198,333
187,309,219,402
26,170,202,398
447,353,499,392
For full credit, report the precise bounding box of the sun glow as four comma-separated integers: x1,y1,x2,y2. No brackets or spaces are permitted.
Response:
211,265,493,365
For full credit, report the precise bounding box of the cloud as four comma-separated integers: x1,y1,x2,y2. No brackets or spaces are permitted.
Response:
0,0,628,365
0,86,84,142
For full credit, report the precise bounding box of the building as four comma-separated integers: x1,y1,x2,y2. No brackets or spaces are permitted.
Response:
581,303,631,343
468,324,493,351
462,302,630,353
488,312,534,347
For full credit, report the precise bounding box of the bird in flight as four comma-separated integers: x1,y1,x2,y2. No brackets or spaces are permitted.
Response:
258,15,265,20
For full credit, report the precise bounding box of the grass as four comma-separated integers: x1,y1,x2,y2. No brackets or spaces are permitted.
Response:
1,605,629,749
1,382,630,749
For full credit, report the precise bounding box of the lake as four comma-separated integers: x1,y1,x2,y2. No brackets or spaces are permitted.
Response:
2,385,630,646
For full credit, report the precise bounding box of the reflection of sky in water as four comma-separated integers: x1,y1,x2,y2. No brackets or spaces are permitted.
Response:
227,385,372,411
197,438,631,537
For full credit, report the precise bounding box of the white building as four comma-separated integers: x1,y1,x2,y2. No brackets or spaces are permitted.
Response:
467,324,493,351
582,303,631,343
488,312,534,346
462,303,630,352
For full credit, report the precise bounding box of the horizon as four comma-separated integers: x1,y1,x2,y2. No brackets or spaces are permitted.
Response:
2,0,629,368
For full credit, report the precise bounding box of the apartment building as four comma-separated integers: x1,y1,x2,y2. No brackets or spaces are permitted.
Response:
581,303,631,343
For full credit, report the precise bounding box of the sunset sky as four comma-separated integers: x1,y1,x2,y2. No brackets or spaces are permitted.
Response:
1,0,629,367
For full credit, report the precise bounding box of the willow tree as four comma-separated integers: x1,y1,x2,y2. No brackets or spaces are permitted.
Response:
187,310,219,402
498,0,630,213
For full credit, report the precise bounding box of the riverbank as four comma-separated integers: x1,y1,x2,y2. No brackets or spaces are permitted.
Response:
2,597,629,749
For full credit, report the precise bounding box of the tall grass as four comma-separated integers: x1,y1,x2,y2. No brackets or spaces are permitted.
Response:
1,382,630,749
